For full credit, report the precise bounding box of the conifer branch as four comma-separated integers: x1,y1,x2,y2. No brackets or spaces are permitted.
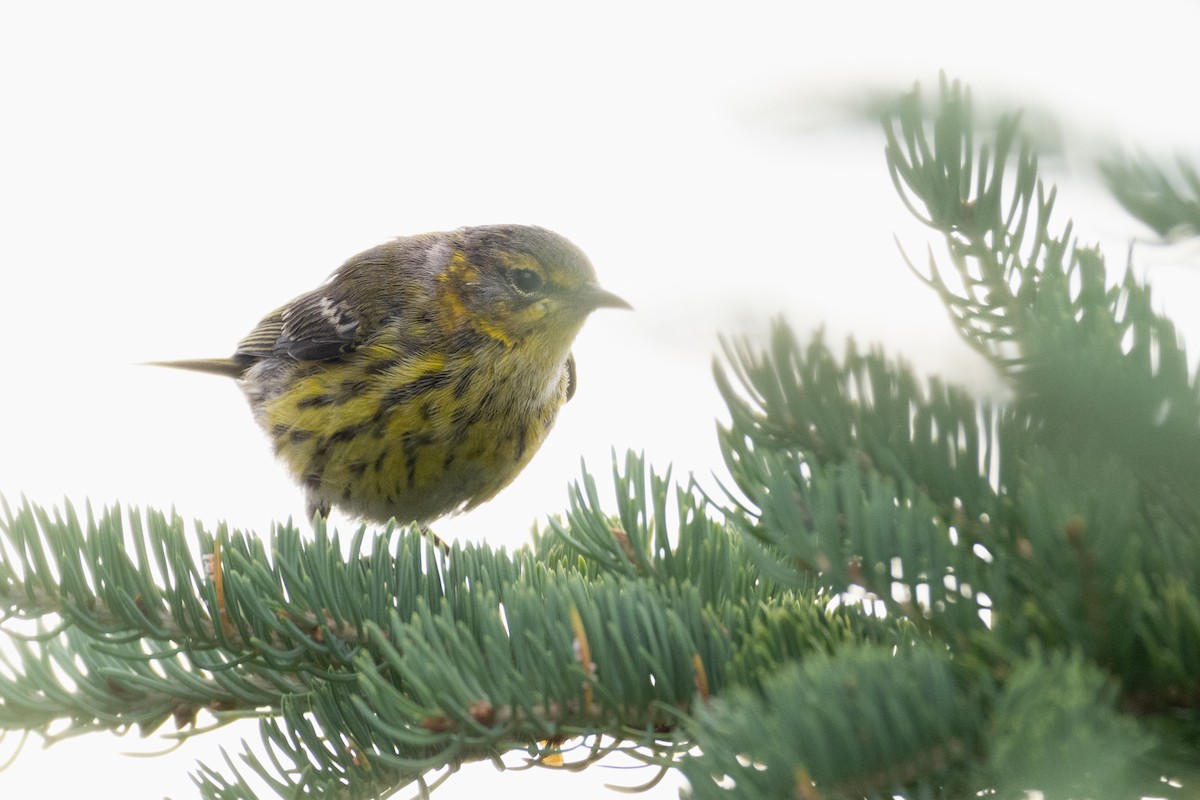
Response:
1100,152,1200,240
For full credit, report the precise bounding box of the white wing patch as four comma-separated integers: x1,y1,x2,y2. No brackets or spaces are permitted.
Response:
317,296,359,336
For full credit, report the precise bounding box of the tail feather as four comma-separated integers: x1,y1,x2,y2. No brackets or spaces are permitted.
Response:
146,358,246,379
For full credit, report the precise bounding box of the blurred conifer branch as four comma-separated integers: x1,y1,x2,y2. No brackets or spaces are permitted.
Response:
1101,152,1200,240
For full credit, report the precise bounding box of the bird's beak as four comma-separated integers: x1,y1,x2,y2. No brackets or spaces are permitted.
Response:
578,282,632,311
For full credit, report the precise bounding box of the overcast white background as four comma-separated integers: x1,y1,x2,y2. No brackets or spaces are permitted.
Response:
3,1,1200,798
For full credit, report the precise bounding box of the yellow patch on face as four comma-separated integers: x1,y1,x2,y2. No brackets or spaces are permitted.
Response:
495,250,544,277
495,251,565,337
479,318,515,345
437,249,516,347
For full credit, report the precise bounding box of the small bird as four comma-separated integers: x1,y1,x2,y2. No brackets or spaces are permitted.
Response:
156,225,628,525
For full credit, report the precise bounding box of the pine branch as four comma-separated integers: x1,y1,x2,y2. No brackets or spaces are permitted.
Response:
884,76,1200,487
1,455,888,798
1099,152,1200,240
703,74,1200,797
683,645,972,800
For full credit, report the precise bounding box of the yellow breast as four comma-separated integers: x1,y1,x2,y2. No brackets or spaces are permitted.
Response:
253,342,570,524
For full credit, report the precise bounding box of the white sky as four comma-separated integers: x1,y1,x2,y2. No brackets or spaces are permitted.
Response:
3,1,1200,798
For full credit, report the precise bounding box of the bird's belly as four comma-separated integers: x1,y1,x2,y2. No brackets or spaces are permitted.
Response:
321,418,548,524
254,356,566,524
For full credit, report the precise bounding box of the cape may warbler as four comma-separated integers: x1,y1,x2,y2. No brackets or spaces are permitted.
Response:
158,225,628,525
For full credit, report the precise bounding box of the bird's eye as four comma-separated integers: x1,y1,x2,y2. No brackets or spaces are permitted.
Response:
508,268,544,295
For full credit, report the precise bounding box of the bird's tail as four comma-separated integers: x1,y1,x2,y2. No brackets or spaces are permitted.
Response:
146,358,246,379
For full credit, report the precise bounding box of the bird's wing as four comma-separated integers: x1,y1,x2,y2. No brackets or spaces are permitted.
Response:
235,291,363,362
565,352,577,402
